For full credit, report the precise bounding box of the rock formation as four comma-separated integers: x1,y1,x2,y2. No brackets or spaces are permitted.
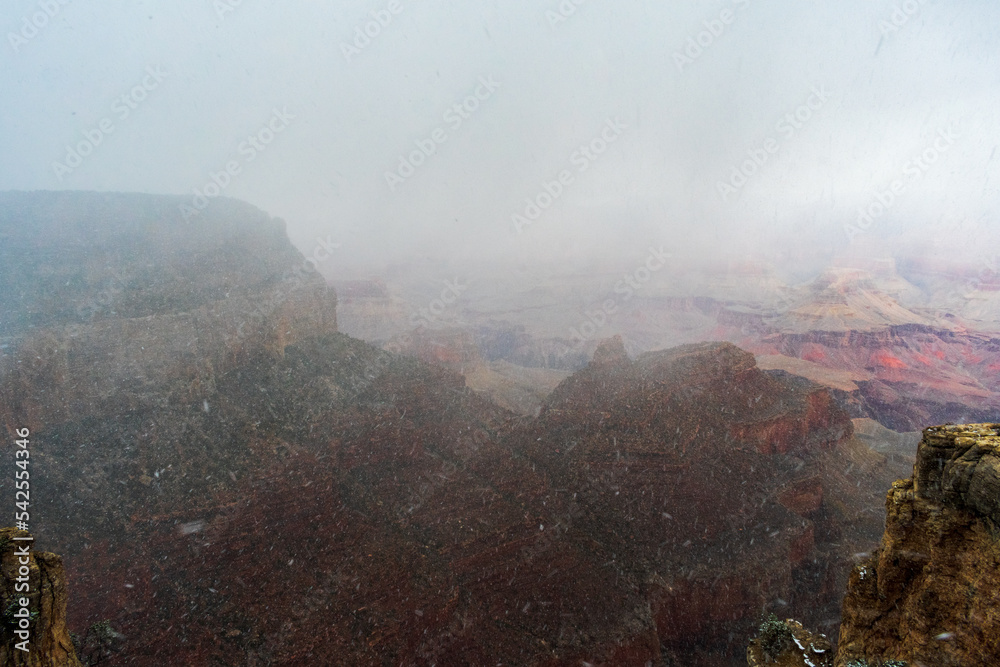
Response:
757,326,1000,432
835,423,1000,666
0,192,911,666
0,191,338,553
0,191,337,431
0,528,81,666
37,329,903,666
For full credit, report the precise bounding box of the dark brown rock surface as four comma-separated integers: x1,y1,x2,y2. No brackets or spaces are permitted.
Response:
47,335,903,666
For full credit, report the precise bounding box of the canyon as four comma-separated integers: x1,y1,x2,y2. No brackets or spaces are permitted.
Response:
0,192,996,665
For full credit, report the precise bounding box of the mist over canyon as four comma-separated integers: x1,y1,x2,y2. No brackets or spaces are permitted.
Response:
4,2,1000,665
0,191,997,665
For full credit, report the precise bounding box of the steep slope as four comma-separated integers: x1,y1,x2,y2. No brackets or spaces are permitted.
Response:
0,191,337,432
56,334,908,666
504,337,911,664
748,423,1000,666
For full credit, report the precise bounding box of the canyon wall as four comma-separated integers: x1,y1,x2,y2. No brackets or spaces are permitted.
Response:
836,423,1000,666
0,192,910,666
0,191,337,433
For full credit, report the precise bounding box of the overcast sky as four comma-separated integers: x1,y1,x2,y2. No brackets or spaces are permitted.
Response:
2,0,998,276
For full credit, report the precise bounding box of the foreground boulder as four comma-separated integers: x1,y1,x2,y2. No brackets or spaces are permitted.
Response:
0,528,81,666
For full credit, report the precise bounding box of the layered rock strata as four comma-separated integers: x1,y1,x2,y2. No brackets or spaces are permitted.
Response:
836,423,1000,666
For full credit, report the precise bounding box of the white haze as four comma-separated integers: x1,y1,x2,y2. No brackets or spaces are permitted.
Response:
1,0,998,277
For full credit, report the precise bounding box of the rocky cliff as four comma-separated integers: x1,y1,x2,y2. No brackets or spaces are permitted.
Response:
0,191,338,554
0,190,337,431
0,528,81,667
45,330,900,666
757,326,1000,432
747,423,1000,666
835,423,1000,666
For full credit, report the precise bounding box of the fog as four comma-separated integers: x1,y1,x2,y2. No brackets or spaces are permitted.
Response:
7,4,1000,664
3,0,998,276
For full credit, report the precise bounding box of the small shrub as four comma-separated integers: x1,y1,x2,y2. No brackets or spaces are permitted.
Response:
73,619,124,666
757,613,792,662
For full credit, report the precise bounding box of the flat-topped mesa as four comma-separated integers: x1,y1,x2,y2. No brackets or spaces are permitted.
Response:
914,422,1000,523
0,191,338,429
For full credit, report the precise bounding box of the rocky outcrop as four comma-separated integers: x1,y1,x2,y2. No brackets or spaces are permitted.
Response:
835,423,1000,666
0,529,81,666
502,341,899,664
0,191,337,432
48,334,903,666
0,191,338,555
